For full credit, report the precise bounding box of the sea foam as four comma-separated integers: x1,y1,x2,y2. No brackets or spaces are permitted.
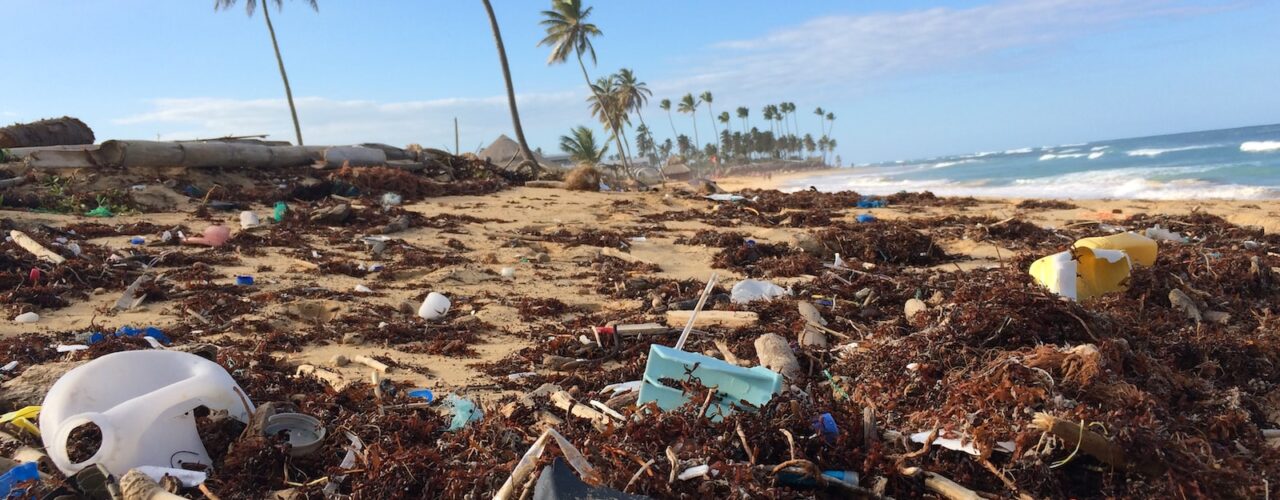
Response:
1125,144,1218,157
1241,141,1280,153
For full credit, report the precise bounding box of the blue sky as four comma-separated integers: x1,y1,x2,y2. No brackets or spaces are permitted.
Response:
3,0,1278,163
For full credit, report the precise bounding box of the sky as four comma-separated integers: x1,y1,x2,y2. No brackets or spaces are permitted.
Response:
3,0,1278,164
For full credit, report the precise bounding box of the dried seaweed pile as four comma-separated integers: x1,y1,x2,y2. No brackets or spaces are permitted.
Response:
812,221,952,265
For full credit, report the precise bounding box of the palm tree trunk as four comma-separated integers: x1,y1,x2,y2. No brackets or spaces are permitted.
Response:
262,5,304,146
705,106,718,146
576,54,630,175
690,115,699,153
481,0,539,177
665,110,678,141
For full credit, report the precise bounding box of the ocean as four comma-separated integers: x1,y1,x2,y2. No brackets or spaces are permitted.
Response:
787,123,1280,199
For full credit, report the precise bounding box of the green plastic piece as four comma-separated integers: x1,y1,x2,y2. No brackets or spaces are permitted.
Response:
272,201,287,222
84,206,113,217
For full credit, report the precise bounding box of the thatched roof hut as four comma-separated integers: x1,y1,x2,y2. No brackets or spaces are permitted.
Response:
479,135,557,172
661,162,692,181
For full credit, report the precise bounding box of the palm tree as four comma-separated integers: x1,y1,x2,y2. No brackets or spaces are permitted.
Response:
827,138,839,165
718,111,731,135
737,107,749,132
659,98,679,140
803,133,816,159
825,111,836,136
614,68,651,130
677,93,700,152
215,0,315,146
481,0,538,176
785,102,799,139
813,107,825,138
588,76,633,169
559,125,608,164
635,123,655,161
539,0,629,170
700,91,718,147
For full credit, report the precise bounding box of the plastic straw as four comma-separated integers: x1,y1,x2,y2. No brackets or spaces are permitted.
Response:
674,272,719,351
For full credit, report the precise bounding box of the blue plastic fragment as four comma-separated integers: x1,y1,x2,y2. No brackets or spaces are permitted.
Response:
88,326,171,345
235,275,255,286
815,299,834,307
0,461,39,498
638,344,782,421
443,394,482,431
812,413,838,443
855,214,877,223
408,389,434,402
856,198,886,208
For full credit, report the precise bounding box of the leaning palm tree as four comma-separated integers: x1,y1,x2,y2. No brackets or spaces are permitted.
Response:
481,0,539,176
813,107,825,138
677,93,700,152
825,111,836,137
587,75,633,169
614,68,652,129
736,106,749,132
559,125,608,164
539,0,628,170
658,98,678,140
215,0,315,146
718,111,731,135
700,91,718,145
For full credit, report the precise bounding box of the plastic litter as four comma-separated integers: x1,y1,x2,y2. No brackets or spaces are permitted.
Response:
677,464,710,480
235,275,254,286
0,406,41,436
0,462,39,498
1144,224,1188,243
910,430,1016,456
812,413,839,444
380,192,403,207
638,344,782,421
418,292,451,320
132,466,207,488
730,279,789,304
272,201,288,222
855,214,876,223
89,326,171,345
183,225,230,247
1074,232,1157,267
39,350,254,476
704,193,746,202
501,267,516,279
262,413,326,457
354,284,373,293
12,312,38,324
532,457,647,500
442,394,482,431
407,389,434,402
129,236,145,245
495,428,601,499
84,206,113,218
239,211,260,229
1030,247,1130,301
321,432,364,497
856,197,886,208
0,361,16,371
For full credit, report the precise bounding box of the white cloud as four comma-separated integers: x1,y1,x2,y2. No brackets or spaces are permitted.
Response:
111,91,585,152
667,0,1235,96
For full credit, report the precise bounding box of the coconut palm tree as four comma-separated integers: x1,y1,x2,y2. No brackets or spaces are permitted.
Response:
803,133,816,159
481,0,538,176
700,91,718,146
559,125,608,164
614,68,651,130
587,76,633,168
214,0,315,146
813,107,825,138
658,98,679,140
677,93,700,152
718,111,731,135
825,111,836,136
736,106,749,131
539,0,629,170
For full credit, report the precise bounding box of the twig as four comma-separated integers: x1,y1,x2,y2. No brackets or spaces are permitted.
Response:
198,483,223,500
624,459,656,493
736,421,756,465
978,457,1031,500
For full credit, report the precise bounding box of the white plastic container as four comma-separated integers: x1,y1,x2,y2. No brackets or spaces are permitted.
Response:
418,292,451,320
13,312,38,324
39,350,254,476
500,267,516,279
239,211,260,229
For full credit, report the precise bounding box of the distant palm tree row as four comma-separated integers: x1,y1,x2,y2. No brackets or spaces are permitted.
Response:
540,0,840,173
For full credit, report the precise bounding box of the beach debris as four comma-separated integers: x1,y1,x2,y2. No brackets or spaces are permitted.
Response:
705,193,746,202
329,354,349,367
351,355,389,374
663,310,757,329
856,197,886,208
0,116,94,148
1144,224,1187,243
495,428,601,500
310,203,352,224
638,344,782,420
235,275,254,286
380,192,403,207
40,350,253,476
1075,232,1157,266
182,225,230,247
904,298,928,320
12,312,39,324
418,292,451,320
353,284,373,293
855,214,876,223
262,412,326,457
1168,289,1202,322
533,458,646,500
730,279,789,303
0,462,40,499
239,210,260,229
1031,412,1164,475
442,394,482,431
754,333,801,380
115,274,152,310
10,230,66,264
1030,247,1131,300
500,266,516,279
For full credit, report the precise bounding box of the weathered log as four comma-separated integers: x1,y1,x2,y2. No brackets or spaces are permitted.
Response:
664,310,758,329
91,140,317,169
321,146,386,168
0,117,94,148
755,333,801,379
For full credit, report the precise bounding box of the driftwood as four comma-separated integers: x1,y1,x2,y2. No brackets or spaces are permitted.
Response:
0,117,94,148
9,230,65,264
1031,412,1164,475
900,467,981,500
664,310,758,329
93,140,318,169
321,146,386,168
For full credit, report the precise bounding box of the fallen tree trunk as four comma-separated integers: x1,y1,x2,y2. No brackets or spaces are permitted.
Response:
89,140,318,169
0,117,94,148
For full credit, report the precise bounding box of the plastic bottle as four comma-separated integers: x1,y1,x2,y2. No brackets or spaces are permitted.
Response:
418,292,451,320
40,350,254,476
272,201,288,222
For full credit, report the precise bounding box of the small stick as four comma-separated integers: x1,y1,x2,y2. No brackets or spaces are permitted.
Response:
901,467,981,500
198,483,223,500
979,456,1032,500
624,459,656,493
675,272,719,351
666,447,679,483
892,428,937,460
736,421,756,465
713,340,743,366
352,355,390,374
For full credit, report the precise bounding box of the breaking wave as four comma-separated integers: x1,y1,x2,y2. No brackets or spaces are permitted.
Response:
1124,144,1219,157
1241,141,1280,153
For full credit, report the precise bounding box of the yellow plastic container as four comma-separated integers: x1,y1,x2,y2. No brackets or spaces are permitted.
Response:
1074,232,1157,266
1029,247,1132,301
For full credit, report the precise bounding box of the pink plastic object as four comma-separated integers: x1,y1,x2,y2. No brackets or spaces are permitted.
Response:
183,225,230,247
